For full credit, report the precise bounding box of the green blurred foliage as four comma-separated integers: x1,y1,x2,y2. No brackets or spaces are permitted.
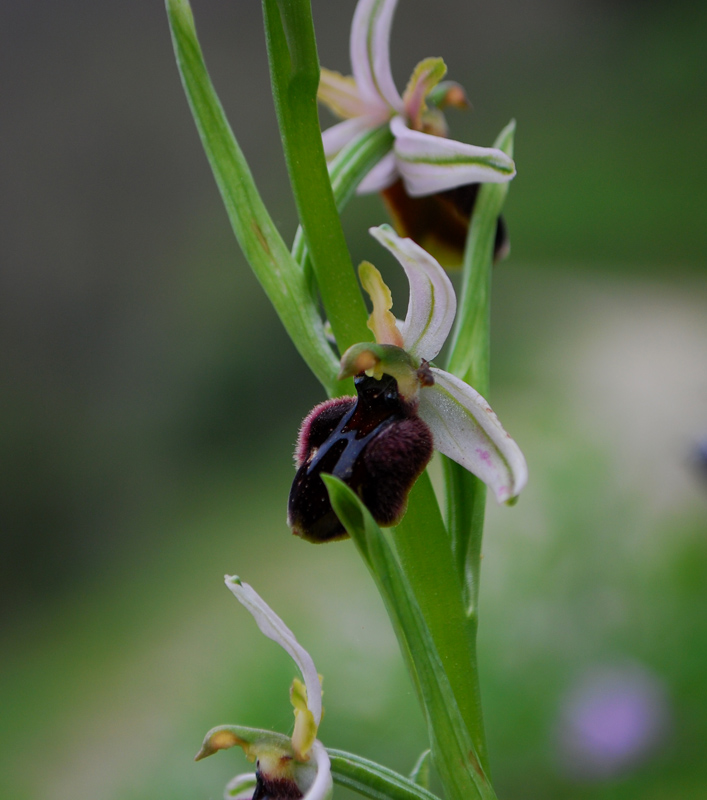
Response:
1,1,706,799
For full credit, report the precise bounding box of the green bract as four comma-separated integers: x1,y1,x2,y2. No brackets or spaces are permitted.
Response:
323,476,499,800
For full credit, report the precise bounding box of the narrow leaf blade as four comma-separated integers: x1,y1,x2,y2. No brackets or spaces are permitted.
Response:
328,749,440,800
443,121,517,608
322,476,497,800
166,0,338,393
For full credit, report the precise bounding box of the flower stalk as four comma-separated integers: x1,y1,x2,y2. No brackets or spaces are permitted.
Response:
292,124,395,308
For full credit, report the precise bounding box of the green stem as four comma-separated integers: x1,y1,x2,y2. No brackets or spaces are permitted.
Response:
291,125,394,359
261,0,370,354
291,124,394,268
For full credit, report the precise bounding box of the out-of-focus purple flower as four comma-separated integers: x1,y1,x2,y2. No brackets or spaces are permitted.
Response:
555,662,671,780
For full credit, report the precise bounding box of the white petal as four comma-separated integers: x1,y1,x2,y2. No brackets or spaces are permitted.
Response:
224,773,257,800
350,0,403,115
391,116,516,196
368,224,456,361
225,577,322,726
322,116,376,158
356,150,399,194
297,741,333,800
418,369,528,503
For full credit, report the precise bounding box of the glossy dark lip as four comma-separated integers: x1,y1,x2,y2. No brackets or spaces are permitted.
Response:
304,374,408,483
288,372,432,543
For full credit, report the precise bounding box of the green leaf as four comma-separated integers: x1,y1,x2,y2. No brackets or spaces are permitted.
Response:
440,458,487,619
166,0,338,394
440,118,516,711
328,749,440,800
445,119,516,391
322,476,497,800
262,0,370,356
328,125,396,216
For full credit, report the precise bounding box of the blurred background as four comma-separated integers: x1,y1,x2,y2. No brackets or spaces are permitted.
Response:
1,1,706,798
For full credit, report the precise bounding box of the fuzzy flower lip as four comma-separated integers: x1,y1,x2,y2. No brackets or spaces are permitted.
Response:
318,0,516,196
339,225,527,505
196,578,332,800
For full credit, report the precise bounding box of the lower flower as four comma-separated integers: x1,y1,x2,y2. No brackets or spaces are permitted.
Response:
196,578,332,800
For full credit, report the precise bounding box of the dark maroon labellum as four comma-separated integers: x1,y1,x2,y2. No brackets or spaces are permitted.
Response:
381,178,509,267
252,767,302,800
288,374,433,543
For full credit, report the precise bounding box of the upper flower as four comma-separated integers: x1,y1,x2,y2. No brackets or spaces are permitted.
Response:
318,0,516,196
196,577,332,800
339,225,527,505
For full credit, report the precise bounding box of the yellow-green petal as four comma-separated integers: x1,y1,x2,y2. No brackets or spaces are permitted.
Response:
359,260,404,347
318,68,368,119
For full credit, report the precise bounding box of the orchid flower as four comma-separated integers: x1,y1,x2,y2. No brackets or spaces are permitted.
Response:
288,224,526,543
341,225,527,501
196,577,332,800
318,0,515,197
